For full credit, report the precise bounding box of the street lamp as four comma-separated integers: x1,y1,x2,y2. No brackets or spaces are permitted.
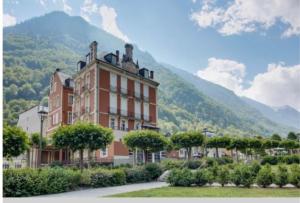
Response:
38,106,47,168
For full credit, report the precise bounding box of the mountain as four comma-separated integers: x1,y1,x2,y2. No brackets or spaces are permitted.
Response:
161,63,299,131
242,97,300,129
3,11,296,136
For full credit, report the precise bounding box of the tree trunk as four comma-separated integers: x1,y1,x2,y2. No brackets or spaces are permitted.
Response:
215,147,219,158
144,150,148,164
187,148,192,160
236,148,239,162
79,149,84,173
27,149,30,168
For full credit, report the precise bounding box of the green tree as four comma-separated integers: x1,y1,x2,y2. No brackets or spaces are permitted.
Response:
52,122,113,172
248,138,263,159
170,131,204,160
271,134,282,141
124,130,168,164
274,165,289,188
27,133,47,167
230,138,248,161
287,132,298,141
207,136,231,158
279,140,299,154
3,125,29,159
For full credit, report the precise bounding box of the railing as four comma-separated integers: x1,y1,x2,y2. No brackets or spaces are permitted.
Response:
110,85,117,93
111,126,129,131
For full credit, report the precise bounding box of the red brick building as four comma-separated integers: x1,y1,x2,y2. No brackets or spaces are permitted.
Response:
45,41,160,165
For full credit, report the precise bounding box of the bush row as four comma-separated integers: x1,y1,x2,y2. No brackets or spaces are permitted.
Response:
261,155,300,165
167,163,300,188
3,163,163,197
160,157,234,170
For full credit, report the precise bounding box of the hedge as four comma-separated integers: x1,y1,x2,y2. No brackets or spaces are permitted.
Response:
261,155,300,165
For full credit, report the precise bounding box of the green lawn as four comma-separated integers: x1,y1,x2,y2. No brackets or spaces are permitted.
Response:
109,186,300,197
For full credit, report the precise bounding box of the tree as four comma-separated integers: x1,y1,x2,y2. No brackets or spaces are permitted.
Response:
207,136,231,158
279,140,299,154
27,133,47,167
248,138,263,159
3,125,29,159
230,138,248,161
271,134,282,141
124,130,168,164
287,132,298,141
52,122,113,172
170,131,204,160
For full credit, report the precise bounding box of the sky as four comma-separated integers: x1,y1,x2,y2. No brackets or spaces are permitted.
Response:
3,0,300,111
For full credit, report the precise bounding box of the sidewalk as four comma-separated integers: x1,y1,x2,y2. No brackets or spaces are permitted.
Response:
37,182,168,198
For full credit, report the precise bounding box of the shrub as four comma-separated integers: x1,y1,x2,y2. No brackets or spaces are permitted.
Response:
49,161,63,168
194,169,213,186
184,160,202,169
160,159,184,170
274,165,289,188
231,165,254,188
216,157,234,165
124,167,147,183
80,170,92,186
261,156,278,165
282,155,300,165
217,166,230,187
289,164,300,188
256,164,274,188
204,157,216,167
249,161,261,176
90,169,126,187
3,168,81,197
144,163,163,180
167,169,194,187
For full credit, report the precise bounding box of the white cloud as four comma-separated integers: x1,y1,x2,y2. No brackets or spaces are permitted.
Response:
197,58,246,95
190,0,300,37
196,58,300,110
80,0,98,22
3,13,17,27
99,5,130,42
62,0,72,14
243,63,300,110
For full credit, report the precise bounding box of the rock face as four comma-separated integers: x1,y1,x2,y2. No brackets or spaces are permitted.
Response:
158,170,170,182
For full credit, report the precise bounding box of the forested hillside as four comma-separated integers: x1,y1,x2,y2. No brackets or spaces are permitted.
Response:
3,11,293,136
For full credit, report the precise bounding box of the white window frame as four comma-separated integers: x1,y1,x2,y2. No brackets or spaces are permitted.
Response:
67,111,72,124
100,148,108,157
68,94,73,106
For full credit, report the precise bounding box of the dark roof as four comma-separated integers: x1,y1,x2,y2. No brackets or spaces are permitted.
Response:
57,71,74,88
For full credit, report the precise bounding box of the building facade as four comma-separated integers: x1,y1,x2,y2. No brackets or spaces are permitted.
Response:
72,42,159,164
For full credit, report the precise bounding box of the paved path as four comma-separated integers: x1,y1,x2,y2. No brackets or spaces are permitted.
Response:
38,182,168,198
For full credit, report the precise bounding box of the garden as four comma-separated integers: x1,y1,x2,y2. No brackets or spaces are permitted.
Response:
3,123,300,197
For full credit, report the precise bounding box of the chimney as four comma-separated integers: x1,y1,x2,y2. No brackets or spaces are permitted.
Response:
150,71,154,79
116,50,119,64
89,41,98,61
124,43,133,62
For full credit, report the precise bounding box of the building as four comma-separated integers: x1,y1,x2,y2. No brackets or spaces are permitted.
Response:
72,41,160,165
3,105,48,169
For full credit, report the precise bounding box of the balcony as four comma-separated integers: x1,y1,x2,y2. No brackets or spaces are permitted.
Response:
120,110,127,117
109,107,118,114
110,85,117,93
120,88,128,95
143,95,149,102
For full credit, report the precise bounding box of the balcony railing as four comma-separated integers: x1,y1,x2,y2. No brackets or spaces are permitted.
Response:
110,85,117,93
110,125,129,131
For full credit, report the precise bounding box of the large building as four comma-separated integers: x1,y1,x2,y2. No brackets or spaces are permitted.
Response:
44,41,160,165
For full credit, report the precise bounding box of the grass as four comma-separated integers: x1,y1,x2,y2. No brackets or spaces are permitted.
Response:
109,186,300,197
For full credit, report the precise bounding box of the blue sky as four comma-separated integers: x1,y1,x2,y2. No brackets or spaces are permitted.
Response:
3,0,300,110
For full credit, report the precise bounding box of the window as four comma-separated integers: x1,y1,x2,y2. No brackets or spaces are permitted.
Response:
143,102,149,121
121,97,127,116
134,81,140,98
67,112,72,124
100,148,108,157
121,120,126,131
110,72,117,89
143,84,149,100
56,96,60,107
109,93,117,113
135,122,140,130
53,82,57,92
110,118,115,129
121,76,127,94
68,94,73,106
85,73,90,89
134,100,141,119
52,113,59,125
85,95,90,112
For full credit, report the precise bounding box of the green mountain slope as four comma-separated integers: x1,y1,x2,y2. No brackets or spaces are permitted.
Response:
3,11,293,136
